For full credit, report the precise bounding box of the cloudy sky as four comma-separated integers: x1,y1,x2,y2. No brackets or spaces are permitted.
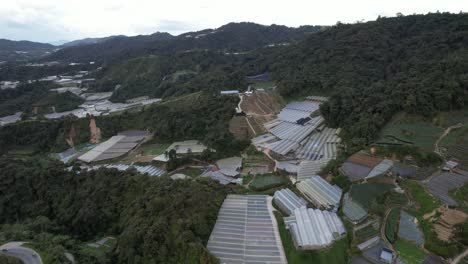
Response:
1,0,466,43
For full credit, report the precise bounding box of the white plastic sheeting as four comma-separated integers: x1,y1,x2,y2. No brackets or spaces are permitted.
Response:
207,195,287,264
296,176,342,211
274,188,307,215
284,207,346,249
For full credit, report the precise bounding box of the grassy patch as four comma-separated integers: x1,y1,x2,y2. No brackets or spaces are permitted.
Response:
242,174,254,185
400,180,440,217
395,239,426,264
378,113,443,150
175,167,202,177
274,211,349,264
449,183,468,212
385,208,400,243
79,238,116,263
350,183,394,210
249,173,288,191
250,81,276,89
138,143,170,156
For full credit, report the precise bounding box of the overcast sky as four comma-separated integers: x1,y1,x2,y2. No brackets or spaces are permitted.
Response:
1,0,466,43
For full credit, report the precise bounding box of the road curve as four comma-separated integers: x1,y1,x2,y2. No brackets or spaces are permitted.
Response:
0,242,43,264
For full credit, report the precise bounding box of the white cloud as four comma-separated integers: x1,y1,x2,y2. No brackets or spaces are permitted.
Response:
1,0,467,43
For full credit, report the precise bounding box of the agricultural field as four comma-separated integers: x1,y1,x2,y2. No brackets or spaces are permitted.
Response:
386,192,408,206
138,143,170,156
385,208,400,243
242,149,274,176
377,113,443,150
400,180,440,217
249,173,288,191
274,212,349,264
450,183,468,212
349,183,394,210
354,225,379,243
395,239,426,264
175,167,202,177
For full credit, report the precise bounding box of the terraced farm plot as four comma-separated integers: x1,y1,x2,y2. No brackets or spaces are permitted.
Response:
401,180,441,217
349,183,394,209
378,121,443,150
386,192,408,206
354,225,379,243
385,208,400,243
395,239,426,264
138,143,170,155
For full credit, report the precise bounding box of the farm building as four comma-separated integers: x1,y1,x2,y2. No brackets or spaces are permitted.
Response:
425,170,468,205
85,164,166,177
342,193,368,224
216,157,242,177
78,130,150,163
284,207,346,250
273,188,308,215
207,195,287,264
296,176,342,211
167,140,208,154
220,90,240,95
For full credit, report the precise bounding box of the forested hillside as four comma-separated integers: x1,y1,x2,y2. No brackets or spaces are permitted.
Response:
0,157,228,263
0,39,55,61
44,23,324,63
258,13,468,143
0,92,247,155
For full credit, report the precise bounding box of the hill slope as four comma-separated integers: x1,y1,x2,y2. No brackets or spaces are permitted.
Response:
256,13,468,143
0,39,55,61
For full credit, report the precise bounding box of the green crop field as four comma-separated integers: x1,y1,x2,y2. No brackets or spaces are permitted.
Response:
400,180,440,217
385,208,400,243
386,192,408,206
450,183,468,212
138,143,170,156
249,173,287,191
274,211,349,264
350,183,394,209
395,239,426,264
354,225,379,243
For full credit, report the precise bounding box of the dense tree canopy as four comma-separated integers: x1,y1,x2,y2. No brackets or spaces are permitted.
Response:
0,157,228,263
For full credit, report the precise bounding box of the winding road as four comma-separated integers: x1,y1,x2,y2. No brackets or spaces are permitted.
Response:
0,242,43,264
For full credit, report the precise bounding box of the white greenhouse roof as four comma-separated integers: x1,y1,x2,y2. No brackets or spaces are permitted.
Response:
296,176,342,210
297,159,332,181
366,159,393,179
207,195,287,264
216,157,243,177
274,188,307,215
284,207,346,249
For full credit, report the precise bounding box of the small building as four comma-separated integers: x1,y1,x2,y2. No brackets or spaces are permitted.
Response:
296,175,342,211
273,188,308,216
220,90,239,95
284,207,346,250
442,160,459,171
379,248,394,263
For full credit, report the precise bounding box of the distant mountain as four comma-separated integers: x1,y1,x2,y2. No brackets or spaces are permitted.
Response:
44,23,325,63
45,32,174,63
0,39,55,62
61,35,126,47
